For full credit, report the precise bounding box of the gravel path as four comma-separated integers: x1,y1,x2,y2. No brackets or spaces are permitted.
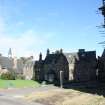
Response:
0,85,58,105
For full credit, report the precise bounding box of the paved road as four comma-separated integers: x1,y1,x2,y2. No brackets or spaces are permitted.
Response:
0,85,58,105
0,96,42,105
0,85,58,96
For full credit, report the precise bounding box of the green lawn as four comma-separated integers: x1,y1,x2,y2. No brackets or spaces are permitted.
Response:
0,79,40,89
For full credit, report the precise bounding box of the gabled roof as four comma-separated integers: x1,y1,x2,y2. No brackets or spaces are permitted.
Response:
35,50,96,66
64,50,96,63
44,53,61,64
64,53,79,64
34,60,44,68
44,53,78,64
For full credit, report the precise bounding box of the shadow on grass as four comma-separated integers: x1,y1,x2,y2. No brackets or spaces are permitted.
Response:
63,81,105,97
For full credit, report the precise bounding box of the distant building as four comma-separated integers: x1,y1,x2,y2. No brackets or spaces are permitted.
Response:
23,56,34,80
0,50,34,78
0,48,25,75
8,48,12,58
0,55,25,75
34,49,97,84
0,55,14,74
13,57,24,74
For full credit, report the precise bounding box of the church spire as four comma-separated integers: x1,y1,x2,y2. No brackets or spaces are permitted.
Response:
8,48,12,58
39,52,42,61
47,48,50,56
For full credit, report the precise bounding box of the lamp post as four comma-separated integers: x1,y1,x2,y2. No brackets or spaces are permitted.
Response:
60,71,63,88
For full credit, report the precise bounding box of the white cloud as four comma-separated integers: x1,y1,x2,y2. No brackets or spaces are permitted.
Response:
0,17,53,59
0,30,50,58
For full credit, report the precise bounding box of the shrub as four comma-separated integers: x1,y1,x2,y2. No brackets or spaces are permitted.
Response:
0,72,15,80
15,74,25,80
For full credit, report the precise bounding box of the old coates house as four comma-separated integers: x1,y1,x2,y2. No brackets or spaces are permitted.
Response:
34,49,97,84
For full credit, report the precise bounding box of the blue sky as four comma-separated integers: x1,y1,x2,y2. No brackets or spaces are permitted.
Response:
0,0,104,59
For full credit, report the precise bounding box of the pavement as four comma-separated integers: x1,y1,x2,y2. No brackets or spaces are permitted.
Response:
0,85,59,105
0,96,42,105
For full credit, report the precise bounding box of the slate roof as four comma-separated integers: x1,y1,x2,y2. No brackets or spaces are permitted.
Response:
44,54,62,64
34,60,44,67
44,53,78,64
64,51,96,63
35,50,96,66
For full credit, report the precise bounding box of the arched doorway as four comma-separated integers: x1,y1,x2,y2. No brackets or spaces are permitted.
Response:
45,70,56,83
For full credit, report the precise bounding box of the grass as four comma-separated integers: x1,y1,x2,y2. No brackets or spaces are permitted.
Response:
0,79,40,88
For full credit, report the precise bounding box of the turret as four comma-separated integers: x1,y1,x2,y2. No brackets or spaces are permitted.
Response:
60,48,63,54
8,48,12,58
47,48,50,56
39,52,42,61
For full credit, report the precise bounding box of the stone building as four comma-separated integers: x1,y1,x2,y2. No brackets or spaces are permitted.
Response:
0,49,36,79
23,56,35,80
0,55,25,75
23,61,34,80
0,55,14,74
13,57,24,74
43,51,69,84
0,49,25,75
34,49,97,84
97,49,105,81
34,53,44,81
66,49,97,82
